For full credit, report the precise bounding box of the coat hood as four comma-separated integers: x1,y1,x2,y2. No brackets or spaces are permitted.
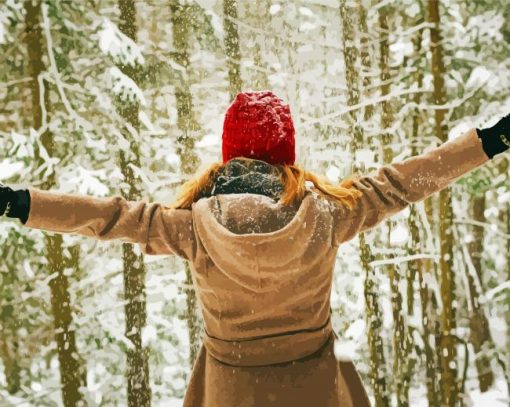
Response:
191,189,334,293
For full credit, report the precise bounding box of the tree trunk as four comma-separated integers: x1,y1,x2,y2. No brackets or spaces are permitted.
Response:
24,1,86,405
340,1,363,150
242,0,270,91
358,2,373,122
0,284,21,394
498,158,510,379
507,203,510,382
378,9,413,406
407,20,440,407
424,195,443,407
342,2,390,405
170,0,202,368
223,0,242,100
467,194,495,392
427,1,458,405
116,1,151,405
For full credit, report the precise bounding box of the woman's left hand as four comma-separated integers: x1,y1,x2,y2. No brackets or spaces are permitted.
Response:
477,113,510,158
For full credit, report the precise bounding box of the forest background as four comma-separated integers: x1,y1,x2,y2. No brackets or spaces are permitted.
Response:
0,0,510,406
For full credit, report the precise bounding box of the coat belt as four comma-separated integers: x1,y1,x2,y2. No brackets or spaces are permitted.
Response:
203,316,333,367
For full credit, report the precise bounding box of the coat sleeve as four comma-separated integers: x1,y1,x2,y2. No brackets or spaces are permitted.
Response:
24,187,195,260
331,128,491,246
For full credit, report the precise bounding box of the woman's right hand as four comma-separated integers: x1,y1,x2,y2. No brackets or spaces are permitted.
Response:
0,184,30,223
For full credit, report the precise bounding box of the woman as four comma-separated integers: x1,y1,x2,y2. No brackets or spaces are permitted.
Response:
1,91,509,406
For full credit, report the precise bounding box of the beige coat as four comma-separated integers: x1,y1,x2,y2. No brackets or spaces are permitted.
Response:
23,128,489,406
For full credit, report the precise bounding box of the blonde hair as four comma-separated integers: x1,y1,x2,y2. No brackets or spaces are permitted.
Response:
168,158,362,210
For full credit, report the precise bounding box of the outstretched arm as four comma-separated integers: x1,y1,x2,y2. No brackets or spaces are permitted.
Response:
0,186,195,260
331,119,508,246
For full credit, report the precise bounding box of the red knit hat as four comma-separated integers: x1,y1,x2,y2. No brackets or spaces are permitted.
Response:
222,91,296,165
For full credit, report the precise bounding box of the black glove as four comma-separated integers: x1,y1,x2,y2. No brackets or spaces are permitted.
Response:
476,113,510,159
0,184,31,224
